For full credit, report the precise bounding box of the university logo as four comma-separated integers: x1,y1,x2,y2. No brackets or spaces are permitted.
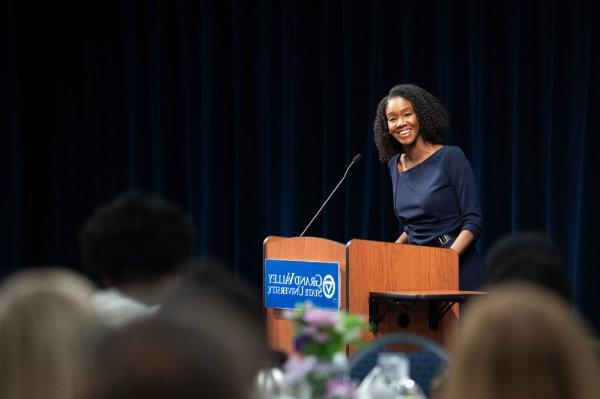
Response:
264,259,339,310
322,274,336,299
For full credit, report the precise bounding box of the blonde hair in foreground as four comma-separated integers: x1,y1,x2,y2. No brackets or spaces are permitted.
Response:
0,268,100,399
444,283,600,399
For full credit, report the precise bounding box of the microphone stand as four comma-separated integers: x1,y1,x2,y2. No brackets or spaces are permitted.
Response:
300,154,362,237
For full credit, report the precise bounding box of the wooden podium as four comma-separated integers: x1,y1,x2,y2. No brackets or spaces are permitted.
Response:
264,236,460,353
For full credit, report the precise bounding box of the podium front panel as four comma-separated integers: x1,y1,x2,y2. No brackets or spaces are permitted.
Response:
346,240,459,346
263,236,346,353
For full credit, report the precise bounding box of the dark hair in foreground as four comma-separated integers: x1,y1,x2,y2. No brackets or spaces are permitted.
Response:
178,258,265,325
484,231,571,301
373,84,450,162
79,192,195,287
88,317,249,399
162,258,271,378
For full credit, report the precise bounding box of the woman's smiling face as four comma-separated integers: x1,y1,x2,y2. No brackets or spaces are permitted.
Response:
386,97,420,147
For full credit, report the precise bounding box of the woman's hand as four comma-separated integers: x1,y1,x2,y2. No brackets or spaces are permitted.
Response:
450,230,475,255
395,232,408,244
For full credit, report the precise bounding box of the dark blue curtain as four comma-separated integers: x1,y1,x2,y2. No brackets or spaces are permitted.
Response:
2,0,599,332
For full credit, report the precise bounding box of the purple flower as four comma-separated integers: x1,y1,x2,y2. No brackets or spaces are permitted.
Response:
325,379,358,399
294,334,311,351
302,324,330,343
283,354,318,384
302,308,340,327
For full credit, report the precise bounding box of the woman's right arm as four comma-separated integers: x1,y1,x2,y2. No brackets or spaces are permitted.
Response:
395,232,408,244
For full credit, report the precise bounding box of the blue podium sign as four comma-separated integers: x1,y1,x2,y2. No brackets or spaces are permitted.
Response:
264,259,340,310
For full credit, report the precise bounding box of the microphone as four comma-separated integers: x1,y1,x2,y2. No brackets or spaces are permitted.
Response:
300,154,362,237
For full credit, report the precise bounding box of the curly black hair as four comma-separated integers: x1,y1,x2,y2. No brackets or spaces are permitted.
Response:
80,192,195,287
373,84,450,162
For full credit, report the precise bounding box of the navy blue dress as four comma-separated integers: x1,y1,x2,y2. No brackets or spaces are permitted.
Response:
388,146,483,290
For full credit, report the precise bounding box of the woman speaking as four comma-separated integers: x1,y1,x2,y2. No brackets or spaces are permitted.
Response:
373,84,483,290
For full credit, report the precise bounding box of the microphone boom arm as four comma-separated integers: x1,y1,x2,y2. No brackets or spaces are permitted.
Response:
299,155,361,237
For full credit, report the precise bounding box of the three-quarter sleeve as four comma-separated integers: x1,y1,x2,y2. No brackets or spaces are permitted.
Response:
446,147,483,237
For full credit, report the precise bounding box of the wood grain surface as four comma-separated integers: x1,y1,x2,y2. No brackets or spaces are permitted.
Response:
263,236,346,353
347,239,459,346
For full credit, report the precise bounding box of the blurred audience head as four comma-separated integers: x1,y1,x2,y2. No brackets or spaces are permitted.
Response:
445,283,600,399
177,257,265,328
0,268,102,399
161,258,270,385
484,231,571,300
88,315,250,399
79,192,195,292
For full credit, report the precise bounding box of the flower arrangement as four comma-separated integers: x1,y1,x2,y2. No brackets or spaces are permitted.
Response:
282,304,367,399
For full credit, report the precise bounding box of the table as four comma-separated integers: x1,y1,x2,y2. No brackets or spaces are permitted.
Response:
369,290,484,332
